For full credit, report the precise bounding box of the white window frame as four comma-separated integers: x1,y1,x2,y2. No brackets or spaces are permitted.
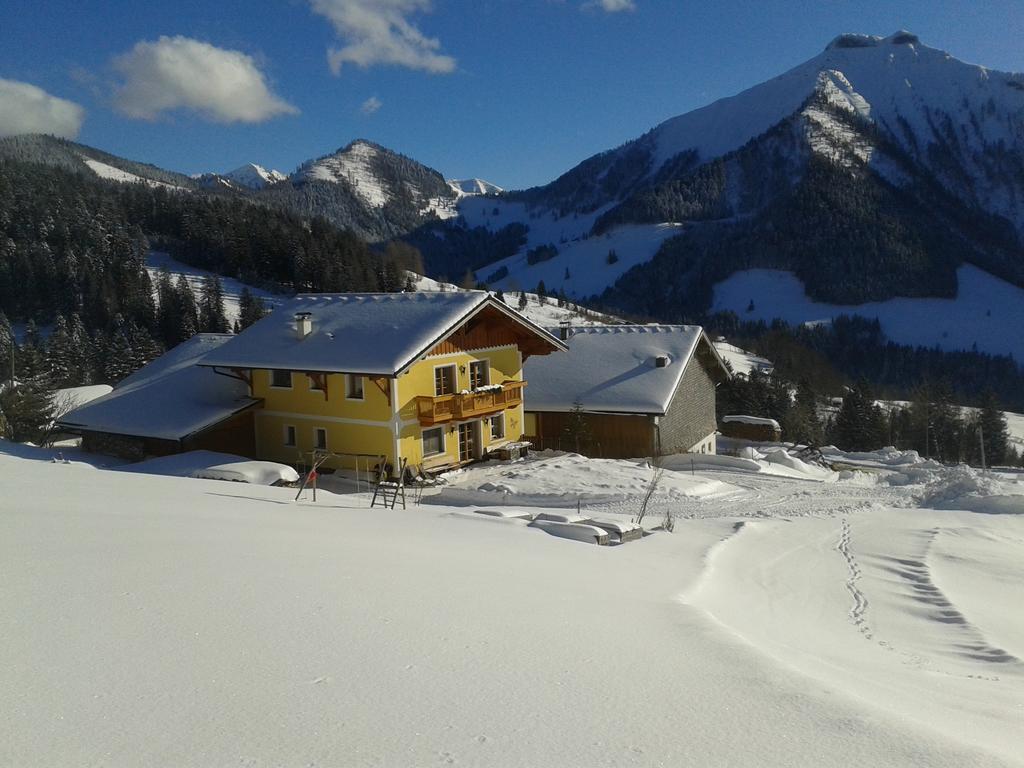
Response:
490,412,505,441
422,426,445,457
283,424,296,447
314,427,327,451
308,374,325,392
346,374,365,400
270,369,292,389
469,360,490,390
433,364,457,396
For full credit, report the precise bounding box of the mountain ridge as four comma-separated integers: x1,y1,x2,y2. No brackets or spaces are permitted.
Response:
444,30,1024,325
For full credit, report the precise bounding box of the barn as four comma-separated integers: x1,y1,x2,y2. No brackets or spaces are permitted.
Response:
522,325,730,459
57,334,259,460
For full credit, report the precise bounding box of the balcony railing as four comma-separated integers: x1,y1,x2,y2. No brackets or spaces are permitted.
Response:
415,380,526,426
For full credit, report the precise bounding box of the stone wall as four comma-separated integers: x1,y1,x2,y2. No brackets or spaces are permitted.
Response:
658,353,718,454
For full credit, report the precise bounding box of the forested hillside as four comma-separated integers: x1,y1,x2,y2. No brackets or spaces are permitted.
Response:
0,157,414,389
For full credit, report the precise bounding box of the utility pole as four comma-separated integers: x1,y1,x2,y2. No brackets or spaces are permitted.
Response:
5,327,13,391
979,423,987,471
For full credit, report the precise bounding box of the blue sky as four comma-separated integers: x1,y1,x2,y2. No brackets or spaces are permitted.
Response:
1,1,1022,189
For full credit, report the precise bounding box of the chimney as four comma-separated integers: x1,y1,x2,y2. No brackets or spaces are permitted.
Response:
655,355,669,368
558,320,571,341
294,312,313,339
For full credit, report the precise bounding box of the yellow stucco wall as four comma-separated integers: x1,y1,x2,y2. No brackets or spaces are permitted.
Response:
250,344,526,472
397,345,524,469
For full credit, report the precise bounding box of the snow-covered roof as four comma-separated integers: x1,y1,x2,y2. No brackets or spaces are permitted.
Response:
58,334,257,441
200,291,565,376
524,325,728,415
723,415,782,430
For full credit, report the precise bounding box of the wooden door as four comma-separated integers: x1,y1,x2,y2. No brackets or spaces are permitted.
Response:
458,421,478,462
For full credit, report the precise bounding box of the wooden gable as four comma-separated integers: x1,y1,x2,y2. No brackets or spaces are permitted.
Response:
429,303,559,360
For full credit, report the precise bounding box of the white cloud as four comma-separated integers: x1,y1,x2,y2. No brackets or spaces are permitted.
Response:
0,78,84,138
585,0,636,11
111,36,298,123
360,95,383,114
309,0,456,74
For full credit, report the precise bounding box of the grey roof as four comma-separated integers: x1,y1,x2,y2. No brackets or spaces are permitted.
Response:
199,291,564,376
58,334,257,441
524,325,727,415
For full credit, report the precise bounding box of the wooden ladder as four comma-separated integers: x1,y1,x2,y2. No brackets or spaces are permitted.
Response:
370,457,407,510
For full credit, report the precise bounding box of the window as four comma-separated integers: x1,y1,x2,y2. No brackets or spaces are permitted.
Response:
283,425,296,447
314,428,327,451
490,413,505,441
308,374,324,392
434,365,456,396
346,374,364,400
469,360,490,390
422,427,444,457
271,369,292,388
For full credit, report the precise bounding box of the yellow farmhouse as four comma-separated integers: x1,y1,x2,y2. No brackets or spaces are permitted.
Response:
198,291,566,473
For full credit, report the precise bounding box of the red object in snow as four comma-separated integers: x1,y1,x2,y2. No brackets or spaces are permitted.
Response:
308,469,318,482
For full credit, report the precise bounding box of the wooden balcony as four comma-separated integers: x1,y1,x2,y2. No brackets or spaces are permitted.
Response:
415,380,526,426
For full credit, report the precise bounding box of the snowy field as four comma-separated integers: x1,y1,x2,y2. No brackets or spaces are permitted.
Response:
711,264,1024,362
2,439,1023,766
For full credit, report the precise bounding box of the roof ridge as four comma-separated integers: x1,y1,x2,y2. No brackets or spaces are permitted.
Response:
565,323,703,334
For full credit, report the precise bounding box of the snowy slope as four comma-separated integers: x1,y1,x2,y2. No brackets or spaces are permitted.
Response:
145,252,282,327
711,264,1024,363
3,444,1023,766
713,340,774,376
476,221,682,299
296,140,391,207
412,273,622,328
448,178,503,196
82,157,186,191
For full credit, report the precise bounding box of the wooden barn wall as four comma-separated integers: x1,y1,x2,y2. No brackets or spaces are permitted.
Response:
186,410,257,457
526,411,655,459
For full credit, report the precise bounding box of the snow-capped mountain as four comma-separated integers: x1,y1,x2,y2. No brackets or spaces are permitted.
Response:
453,31,1024,334
0,134,466,242
222,163,287,190
292,139,456,210
448,178,503,196
546,30,1024,232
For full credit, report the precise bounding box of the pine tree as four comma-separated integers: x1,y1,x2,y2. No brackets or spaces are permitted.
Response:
102,314,137,384
562,400,591,454
781,379,823,446
237,287,268,330
977,391,1009,467
46,315,78,388
833,379,887,451
67,313,91,384
173,275,199,343
0,312,13,386
517,291,528,312
0,378,56,443
198,274,228,333
17,320,45,380
155,267,179,348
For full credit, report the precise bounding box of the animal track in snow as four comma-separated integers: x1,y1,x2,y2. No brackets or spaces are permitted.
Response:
837,516,872,640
